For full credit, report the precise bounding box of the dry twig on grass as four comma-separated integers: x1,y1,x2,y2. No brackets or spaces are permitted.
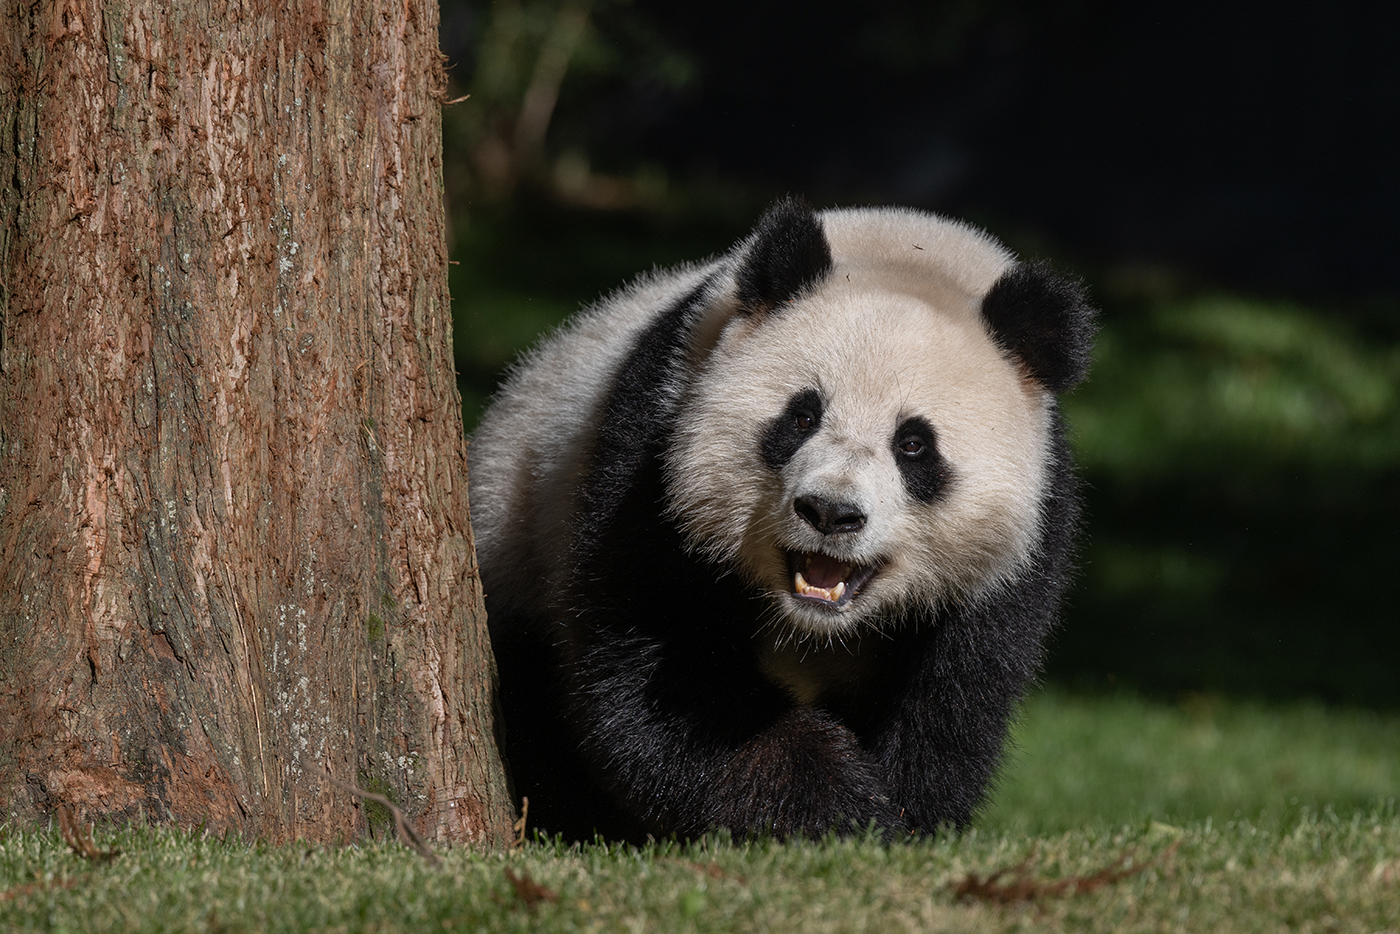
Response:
501,867,558,908
952,840,1181,903
56,805,121,863
331,779,441,866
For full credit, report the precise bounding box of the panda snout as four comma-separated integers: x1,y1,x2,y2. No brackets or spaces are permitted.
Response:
793,494,867,536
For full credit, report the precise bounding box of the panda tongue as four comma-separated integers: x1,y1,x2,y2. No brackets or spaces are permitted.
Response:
803,553,849,589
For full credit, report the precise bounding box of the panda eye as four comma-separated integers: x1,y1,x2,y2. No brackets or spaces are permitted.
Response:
894,416,947,502
761,388,824,470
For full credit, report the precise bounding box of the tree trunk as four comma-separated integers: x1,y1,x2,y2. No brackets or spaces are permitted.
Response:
0,0,514,846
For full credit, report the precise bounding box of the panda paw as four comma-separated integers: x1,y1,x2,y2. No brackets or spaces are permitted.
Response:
707,708,906,840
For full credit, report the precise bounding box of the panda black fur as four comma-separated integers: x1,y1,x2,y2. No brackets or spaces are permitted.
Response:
470,199,1095,842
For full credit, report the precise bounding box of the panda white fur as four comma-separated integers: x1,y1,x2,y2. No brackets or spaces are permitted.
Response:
470,198,1095,841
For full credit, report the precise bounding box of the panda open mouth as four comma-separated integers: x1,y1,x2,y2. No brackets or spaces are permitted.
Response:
787,551,880,609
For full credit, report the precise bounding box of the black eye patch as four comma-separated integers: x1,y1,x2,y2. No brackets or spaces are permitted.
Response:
893,416,951,502
761,388,823,469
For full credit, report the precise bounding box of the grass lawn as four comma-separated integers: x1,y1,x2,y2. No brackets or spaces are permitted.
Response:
986,691,1400,835
3,692,1397,933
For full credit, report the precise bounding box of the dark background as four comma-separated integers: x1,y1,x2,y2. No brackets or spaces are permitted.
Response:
439,0,1399,708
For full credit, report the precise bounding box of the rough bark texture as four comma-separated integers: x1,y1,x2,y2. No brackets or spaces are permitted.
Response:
0,0,514,847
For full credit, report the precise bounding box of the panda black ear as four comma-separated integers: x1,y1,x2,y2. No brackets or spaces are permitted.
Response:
735,196,834,315
981,260,1097,393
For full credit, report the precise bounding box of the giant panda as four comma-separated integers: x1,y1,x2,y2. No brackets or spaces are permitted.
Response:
469,198,1095,842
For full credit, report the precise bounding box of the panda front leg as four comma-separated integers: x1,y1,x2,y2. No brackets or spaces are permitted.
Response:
707,705,907,839
865,597,1054,831
871,431,1078,831
563,621,907,840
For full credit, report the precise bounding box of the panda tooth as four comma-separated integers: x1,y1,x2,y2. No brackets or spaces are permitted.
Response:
793,568,848,604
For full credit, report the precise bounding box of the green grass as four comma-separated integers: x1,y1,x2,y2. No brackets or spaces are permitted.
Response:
7,816,1399,933
986,691,1400,835
5,692,1398,933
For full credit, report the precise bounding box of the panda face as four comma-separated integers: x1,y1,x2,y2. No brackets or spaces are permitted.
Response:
665,276,1055,640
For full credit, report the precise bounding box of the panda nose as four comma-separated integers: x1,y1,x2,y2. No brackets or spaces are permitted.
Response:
793,495,867,535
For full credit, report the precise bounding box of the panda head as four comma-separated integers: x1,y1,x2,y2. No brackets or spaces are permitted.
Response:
664,198,1095,641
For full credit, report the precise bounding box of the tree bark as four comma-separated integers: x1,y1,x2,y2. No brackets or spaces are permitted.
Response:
0,0,514,846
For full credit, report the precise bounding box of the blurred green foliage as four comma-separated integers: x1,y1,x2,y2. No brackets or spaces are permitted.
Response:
1053,288,1400,707
1069,296,1400,477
